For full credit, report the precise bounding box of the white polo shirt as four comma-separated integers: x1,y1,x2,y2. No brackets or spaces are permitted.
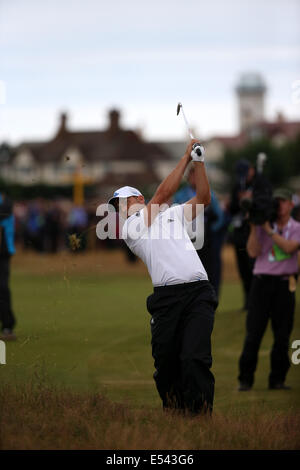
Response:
121,204,208,287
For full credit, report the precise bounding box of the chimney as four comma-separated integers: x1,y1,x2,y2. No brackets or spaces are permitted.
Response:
108,109,120,133
276,111,285,123
56,112,68,137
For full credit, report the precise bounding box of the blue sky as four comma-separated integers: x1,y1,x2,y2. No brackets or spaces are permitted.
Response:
0,0,299,144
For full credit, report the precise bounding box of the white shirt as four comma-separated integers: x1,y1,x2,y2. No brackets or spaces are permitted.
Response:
121,204,208,286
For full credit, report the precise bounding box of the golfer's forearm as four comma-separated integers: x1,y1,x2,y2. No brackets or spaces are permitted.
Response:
247,225,261,257
155,154,190,201
194,162,211,205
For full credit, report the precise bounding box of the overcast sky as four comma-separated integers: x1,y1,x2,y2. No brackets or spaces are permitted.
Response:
0,0,299,145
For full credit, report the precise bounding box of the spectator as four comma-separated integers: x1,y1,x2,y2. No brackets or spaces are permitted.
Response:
67,205,88,251
24,201,46,252
228,160,259,310
238,188,300,391
0,190,16,340
45,201,62,253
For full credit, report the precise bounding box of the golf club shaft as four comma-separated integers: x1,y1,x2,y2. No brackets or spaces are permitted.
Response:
180,106,194,140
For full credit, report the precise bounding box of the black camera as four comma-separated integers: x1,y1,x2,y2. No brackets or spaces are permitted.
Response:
240,193,279,225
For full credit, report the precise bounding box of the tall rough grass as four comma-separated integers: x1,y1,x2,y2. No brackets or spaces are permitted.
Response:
0,383,299,450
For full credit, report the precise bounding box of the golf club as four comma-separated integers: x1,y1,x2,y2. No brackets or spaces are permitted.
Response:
177,102,204,158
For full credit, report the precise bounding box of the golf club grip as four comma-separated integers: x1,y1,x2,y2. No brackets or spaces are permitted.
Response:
193,143,203,156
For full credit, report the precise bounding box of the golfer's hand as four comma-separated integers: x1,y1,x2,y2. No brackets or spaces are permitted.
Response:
185,139,201,161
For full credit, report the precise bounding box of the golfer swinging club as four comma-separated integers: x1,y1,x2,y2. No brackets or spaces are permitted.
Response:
108,139,218,415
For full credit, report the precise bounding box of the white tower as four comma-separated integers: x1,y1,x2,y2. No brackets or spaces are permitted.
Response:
236,73,267,132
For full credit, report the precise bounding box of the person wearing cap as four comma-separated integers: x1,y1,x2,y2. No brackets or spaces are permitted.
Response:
238,188,300,391
0,190,16,340
107,139,218,415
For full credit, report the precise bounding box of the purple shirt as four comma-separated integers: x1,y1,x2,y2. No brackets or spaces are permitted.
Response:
253,217,300,276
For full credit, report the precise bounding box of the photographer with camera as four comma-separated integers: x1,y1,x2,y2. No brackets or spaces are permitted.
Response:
238,188,300,391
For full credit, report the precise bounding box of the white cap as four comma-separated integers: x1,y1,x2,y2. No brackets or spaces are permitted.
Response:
108,186,143,207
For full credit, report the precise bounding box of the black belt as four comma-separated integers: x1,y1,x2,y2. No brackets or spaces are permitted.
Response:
154,279,208,293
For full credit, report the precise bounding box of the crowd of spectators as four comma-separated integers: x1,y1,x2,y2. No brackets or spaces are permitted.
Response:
13,198,108,253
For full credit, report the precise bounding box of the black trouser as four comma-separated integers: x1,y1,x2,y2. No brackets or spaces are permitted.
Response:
146,280,218,414
0,256,16,331
238,275,295,387
234,245,255,309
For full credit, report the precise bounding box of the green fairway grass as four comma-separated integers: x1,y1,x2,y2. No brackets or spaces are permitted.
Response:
1,270,299,415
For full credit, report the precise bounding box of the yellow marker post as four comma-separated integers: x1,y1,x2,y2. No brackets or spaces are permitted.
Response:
73,169,85,206
63,163,92,207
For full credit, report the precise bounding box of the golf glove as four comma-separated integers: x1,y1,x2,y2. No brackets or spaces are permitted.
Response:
191,143,205,162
